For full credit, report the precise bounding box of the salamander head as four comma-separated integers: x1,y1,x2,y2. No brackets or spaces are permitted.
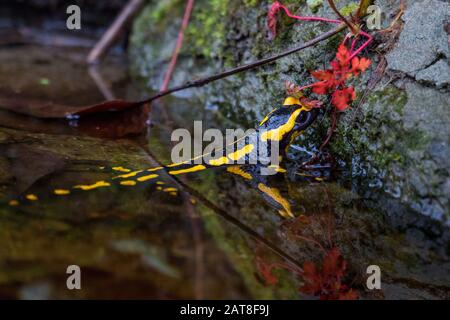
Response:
281,96,319,131
258,96,319,147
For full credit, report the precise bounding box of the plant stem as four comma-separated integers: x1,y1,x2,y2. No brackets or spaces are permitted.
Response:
348,30,373,59
319,107,339,151
327,0,357,34
357,0,375,19
142,24,346,104
87,0,145,64
277,2,341,24
160,0,195,92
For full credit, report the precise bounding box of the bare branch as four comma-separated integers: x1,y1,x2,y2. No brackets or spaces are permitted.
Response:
142,24,346,104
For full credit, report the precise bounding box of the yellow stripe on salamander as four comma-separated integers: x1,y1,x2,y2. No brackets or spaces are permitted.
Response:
227,166,252,180
227,144,254,161
147,167,163,172
260,108,303,142
168,165,206,175
167,161,188,168
113,170,143,179
208,156,229,166
112,166,131,173
257,183,294,218
74,181,111,191
137,174,158,182
120,180,137,186
268,165,286,173
54,189,71,195
259,108,277,126
26,194,38,201
8,200,19,206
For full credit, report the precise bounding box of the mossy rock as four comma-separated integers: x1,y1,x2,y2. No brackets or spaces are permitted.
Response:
129,0,450,224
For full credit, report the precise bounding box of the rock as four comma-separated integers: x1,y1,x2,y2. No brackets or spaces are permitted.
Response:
307,0,323,12
415,60,450,88
386,0,450,77
129,0,450,225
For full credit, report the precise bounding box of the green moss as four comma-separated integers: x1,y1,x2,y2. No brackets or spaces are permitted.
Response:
403,130,430,151
243,0,260,7
307,0,324,13
339,2,360,16
150,0,183,22
185,0,230,58
311,85,410,173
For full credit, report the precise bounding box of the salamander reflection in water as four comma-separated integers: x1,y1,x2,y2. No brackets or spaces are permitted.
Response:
7,97,321,218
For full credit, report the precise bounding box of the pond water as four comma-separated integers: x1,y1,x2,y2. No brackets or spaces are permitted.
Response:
0,17,449,299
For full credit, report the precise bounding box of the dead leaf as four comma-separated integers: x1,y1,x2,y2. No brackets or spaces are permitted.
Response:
0,105,150,139
0,94,147,119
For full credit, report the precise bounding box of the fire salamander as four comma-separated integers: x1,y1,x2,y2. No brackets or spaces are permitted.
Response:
6,96,319,218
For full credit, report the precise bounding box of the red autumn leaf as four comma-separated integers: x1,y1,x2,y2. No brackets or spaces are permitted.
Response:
311,70,334,82
299,248,358,300
358,57,371,72
351,56,371,74
331,87,356,111
256,259,279,285
338,289,359,300
322,247,346,278
285,80,303,96
285,81,323,108
299,261,322,295
311,70,336,95
336,44,350,66
307,43,370,112
312,83,329,95
330,59,341,72
300,97,323,109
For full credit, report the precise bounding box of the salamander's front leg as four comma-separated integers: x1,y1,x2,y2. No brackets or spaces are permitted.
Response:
226,165,294,218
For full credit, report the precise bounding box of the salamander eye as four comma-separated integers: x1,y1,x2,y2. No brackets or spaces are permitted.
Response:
296,111,308,124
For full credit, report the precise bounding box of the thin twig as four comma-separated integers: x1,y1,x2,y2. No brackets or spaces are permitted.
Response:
350,56,387,125
87,0,145,64
275,2,341,24
327,0,357,34
319,107,339,151
300,107,339,169
294,234,327,254
141,24,346,103
356,0,375,20
160,0,195,91
184,196,205,299
88,66,115,100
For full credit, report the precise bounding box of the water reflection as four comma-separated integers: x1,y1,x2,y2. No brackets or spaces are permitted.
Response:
0,41,448,300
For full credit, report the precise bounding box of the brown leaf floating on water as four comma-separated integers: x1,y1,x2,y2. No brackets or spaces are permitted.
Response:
0,95,147,119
